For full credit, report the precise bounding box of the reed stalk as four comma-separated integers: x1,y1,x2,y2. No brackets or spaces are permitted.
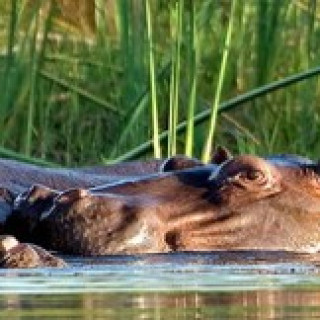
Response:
201,0,237,163
185,1,198,157
168,0,184,156
145,0,161,158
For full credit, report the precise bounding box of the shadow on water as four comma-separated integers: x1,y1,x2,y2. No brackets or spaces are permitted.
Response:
2,251,320,318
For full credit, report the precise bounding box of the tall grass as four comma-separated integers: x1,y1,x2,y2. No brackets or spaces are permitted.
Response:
168,0,184,157
1,0,320,166
184,1,198,157
145,0,161,158
201,0,237,163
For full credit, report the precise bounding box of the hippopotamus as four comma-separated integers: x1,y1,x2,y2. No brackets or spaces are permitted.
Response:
0,155,207,196
5,152,320,259
0,235,67,268
0,155,206,234
0,157,164,195
0,153,208,267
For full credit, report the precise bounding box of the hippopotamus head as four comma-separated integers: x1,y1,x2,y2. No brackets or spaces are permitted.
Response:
9,153,320,256
189,154,320,253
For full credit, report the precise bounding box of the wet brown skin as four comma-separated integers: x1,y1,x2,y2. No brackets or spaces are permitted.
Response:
8,165,215,252
0,158,167,195
0,158,164,235
9,154,320,256
0,155,204,235
0,155,204,267
0,235,67,268
0,155,204,200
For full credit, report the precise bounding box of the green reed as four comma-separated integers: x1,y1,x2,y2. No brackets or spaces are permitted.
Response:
1,0,320,166
168,0,183,157
146,0,161,158
201,0,237,163
184,1,198,157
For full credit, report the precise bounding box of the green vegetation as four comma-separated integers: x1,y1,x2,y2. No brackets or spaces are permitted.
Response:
1,0,320,166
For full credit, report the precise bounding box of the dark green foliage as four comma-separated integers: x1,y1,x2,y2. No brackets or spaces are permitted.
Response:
1,0,320,166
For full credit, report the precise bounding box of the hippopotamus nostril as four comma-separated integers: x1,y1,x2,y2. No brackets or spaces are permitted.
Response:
54,188,90,205
39,188,91,221
13,184,58,212
24,185,47,204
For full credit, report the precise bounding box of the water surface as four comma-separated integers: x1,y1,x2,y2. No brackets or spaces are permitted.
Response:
1,251,320,319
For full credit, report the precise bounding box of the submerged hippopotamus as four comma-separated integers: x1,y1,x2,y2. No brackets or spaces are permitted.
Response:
0,157,167,195
5,152,320,260
0,235,66,268
0,155,204,233
0,155,206,198
0,153,209,268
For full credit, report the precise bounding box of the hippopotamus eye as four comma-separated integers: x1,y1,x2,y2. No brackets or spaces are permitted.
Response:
236,170,263,182
246,170,262,180
231,169,268,190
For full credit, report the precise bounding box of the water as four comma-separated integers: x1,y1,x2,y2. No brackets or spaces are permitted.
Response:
1,251,320,319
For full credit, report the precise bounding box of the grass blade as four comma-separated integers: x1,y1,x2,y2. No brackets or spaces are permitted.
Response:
185,0,198,157
168,0,184,156
146,0,161,158
201,0,238,163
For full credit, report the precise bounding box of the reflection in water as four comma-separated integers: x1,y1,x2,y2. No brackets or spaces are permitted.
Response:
1,290,320,319
1,251,320,319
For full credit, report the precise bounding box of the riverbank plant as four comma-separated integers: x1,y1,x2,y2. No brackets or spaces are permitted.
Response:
1,0,320,166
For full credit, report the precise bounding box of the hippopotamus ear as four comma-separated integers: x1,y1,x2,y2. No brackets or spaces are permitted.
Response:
160,155,203,172
211,146,232,165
